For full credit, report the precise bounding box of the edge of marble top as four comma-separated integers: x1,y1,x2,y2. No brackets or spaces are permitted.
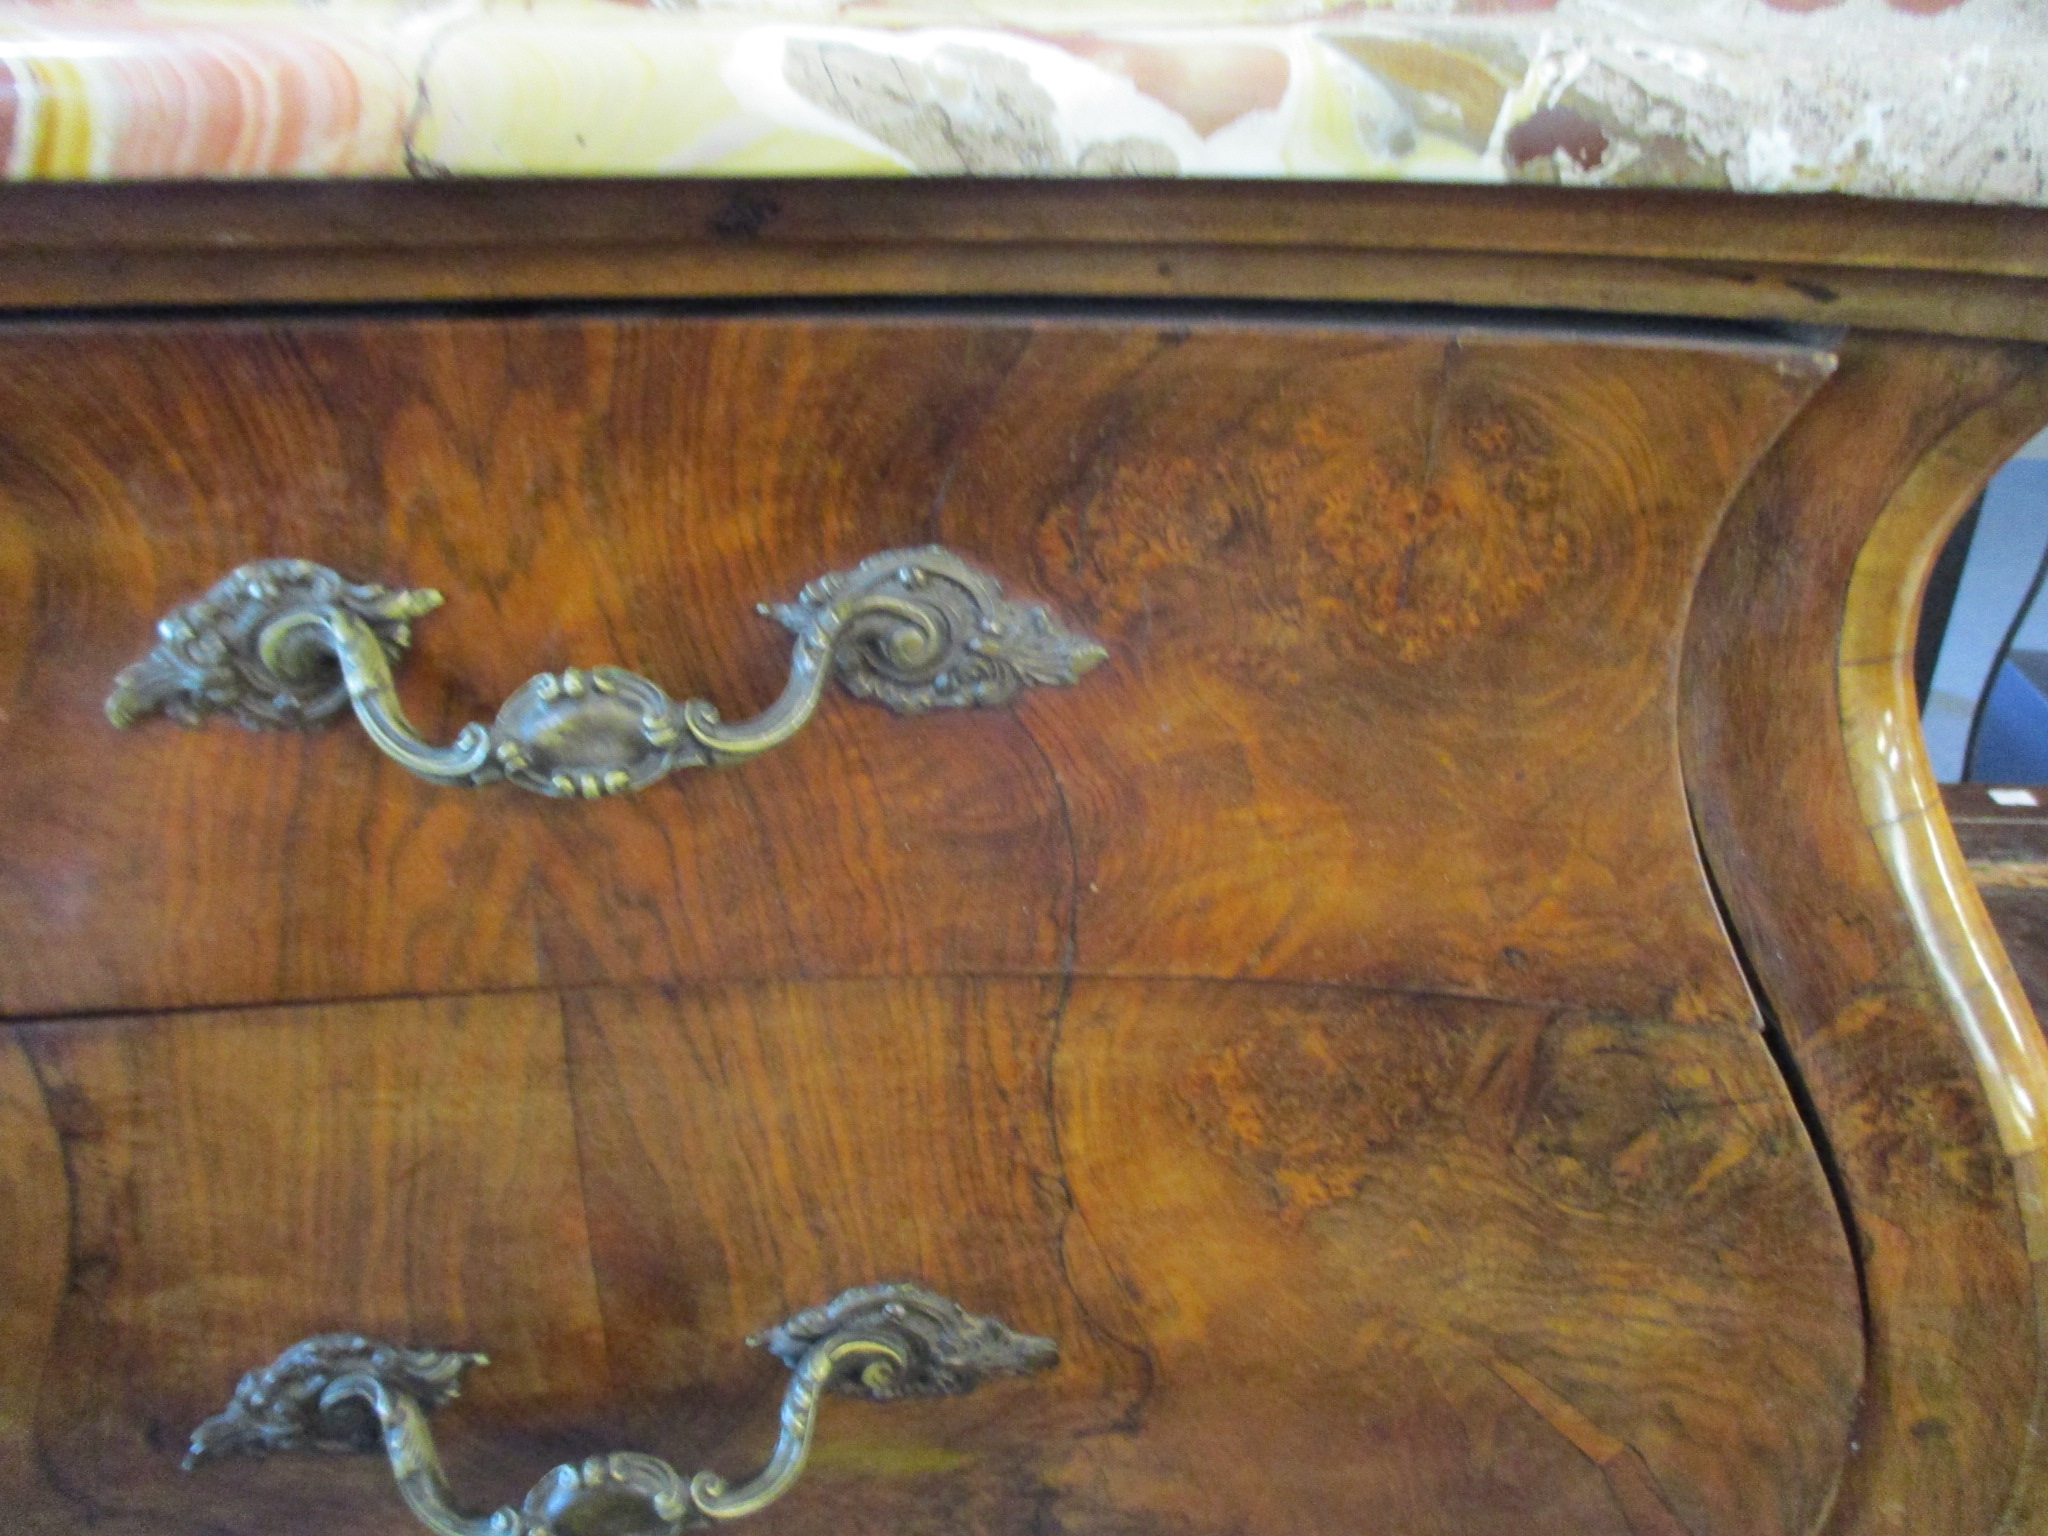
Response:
1,1,2044,208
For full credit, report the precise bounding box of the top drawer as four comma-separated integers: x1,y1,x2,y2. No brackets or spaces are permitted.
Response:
0,309,1827,1017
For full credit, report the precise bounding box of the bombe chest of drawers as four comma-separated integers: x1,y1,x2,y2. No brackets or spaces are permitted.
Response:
4,28,2048,1536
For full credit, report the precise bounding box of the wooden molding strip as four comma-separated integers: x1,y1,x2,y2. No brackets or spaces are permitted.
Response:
1,181,2045,339
4,181,2047,273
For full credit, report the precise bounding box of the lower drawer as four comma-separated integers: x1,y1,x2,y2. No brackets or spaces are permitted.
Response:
2,980,1857,1536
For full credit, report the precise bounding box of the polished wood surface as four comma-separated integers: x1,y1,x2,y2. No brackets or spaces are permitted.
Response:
1839,361,2048,1159
0,305,1876,1533
1950,786,2048,1017
2,979,1859,1536
1681,335,2048,1536
14,180,2048,272
0,312,1825,1020
7,181,2047,1531
0,180,2044,339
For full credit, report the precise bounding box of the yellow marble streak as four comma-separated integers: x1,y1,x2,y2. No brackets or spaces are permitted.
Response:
408,14,902,176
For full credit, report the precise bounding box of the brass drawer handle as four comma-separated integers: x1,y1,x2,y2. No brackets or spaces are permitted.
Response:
184,1283,1058,1535
108,548,1105,798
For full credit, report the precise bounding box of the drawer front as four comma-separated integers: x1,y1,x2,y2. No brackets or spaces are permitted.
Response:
2,980,1859,1536
2,311,1820,1021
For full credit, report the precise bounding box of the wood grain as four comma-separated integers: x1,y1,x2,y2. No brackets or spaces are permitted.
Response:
1049,979,1857,1536
7,181,2046,273
3,172,2043,1533
0,1034,69,1532
1949,787,2048,1019
1833,356,2048,1536
1680,333,2048,1536
0,978,1860,1536
3,994,609,1535
0,181,2043,339
0,312,1826,1019
1837,363,2048,1157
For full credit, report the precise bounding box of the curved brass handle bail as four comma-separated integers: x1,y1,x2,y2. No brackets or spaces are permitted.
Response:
685,1332,904,1521
108,548,1106,799
184,1283,1059,1536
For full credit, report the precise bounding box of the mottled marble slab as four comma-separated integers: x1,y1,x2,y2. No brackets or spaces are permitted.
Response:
1,0,2042,203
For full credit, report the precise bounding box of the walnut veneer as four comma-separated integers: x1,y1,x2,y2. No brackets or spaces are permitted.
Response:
1,180,2045,1536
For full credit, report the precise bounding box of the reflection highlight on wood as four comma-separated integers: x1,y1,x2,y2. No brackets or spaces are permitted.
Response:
6,284,2030,1529
1839,369,2048,1158
1681,334,2048,1536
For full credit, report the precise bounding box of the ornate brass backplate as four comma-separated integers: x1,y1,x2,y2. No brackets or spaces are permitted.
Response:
185,1283,1059,1536
108,549,1107,798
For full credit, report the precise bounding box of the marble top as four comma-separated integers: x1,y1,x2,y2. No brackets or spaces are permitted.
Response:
1,0,2042,204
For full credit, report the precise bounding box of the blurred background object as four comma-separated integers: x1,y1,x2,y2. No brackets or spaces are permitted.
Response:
1919,426,2048,782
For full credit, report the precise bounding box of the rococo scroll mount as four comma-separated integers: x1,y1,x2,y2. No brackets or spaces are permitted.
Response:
185,1283,1059,1536
107,548,1107,798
